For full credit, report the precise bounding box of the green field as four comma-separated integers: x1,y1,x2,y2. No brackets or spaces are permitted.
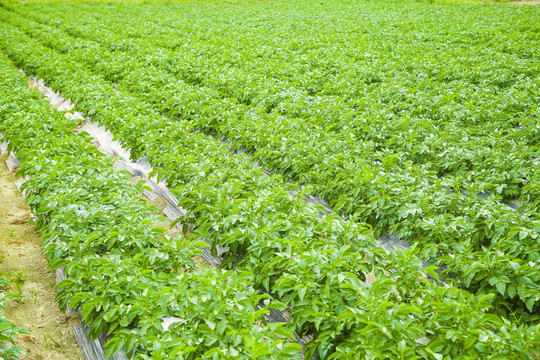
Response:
0,0,539,359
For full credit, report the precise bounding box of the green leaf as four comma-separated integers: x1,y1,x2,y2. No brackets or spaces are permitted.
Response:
104,337,125,359
496,281,506,296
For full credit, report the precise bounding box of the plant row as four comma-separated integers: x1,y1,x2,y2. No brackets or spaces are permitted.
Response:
0,53,301,360
12,3,540,208
12,1,540,202
2,20,540,359
2,8,539,318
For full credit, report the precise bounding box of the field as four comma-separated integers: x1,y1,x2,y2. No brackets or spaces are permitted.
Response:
0,0,539,359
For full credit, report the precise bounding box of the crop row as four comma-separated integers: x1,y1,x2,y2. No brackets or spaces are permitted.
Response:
0,22,384,359
15,1,540,201
0,53,301,359
2,7,539,318
2,15,540,359
13,3,540,209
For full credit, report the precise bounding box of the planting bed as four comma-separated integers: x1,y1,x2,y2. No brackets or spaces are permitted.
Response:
0,0,539,359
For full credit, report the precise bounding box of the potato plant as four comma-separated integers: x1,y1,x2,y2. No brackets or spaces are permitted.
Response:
0,0,539,358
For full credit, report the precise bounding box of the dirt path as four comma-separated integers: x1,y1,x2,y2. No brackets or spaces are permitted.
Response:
0,153,84,360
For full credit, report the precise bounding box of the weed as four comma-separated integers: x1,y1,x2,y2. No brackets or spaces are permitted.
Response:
42,333,62,350
28,289,41,304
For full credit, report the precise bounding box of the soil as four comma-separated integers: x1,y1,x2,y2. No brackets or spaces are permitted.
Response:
0,153,84,360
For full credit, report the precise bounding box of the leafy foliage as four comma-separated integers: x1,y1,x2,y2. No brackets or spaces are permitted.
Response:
0,54,299,359
0,0,540,358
